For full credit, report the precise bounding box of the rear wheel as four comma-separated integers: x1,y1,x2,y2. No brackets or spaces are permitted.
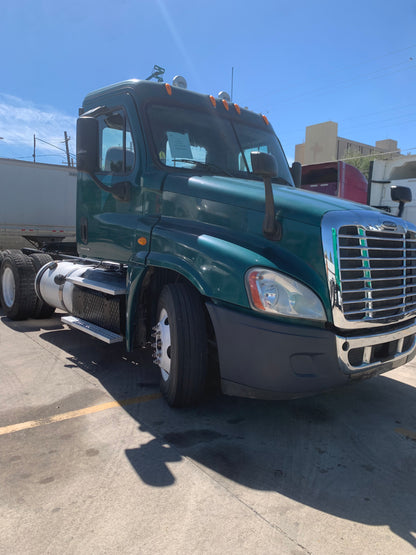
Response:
152,283,208,407
0,251,38,320
0,250,10,297
29,253,55,318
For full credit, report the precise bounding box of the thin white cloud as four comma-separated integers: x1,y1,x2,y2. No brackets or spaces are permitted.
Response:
0,94,76,155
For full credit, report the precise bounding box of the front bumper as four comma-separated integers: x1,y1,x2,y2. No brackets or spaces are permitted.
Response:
336,320,416,376
206,303,416,400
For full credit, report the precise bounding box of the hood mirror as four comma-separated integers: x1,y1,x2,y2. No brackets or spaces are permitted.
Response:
391,185,412,218
251,152,281,241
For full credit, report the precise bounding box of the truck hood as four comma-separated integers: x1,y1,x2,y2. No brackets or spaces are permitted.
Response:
161,173,381,306
182,175,374,227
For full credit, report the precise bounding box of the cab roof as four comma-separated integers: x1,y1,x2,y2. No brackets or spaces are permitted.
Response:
81,79,273,130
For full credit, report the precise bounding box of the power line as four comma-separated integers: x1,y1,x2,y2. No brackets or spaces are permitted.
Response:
3,154,66,161
330,43,416,75
277,101,416,144
368,117,416,132
33,134,76,167
343,112,416,132
35,136,75,157
340,102,416,125
271,58,415,106
258,45,416,129
340,147,416,162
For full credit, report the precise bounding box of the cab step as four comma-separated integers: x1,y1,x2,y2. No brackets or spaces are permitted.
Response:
61,315,123,344
66,274,126,295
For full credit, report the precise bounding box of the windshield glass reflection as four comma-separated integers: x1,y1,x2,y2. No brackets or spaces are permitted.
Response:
146,104,294,186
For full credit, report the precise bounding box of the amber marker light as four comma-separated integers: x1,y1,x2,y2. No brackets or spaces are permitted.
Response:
222,99,229,111
165,83,172,96
138,237,147,246
247,271,266,311
262,114,269,125
209,95,217,107
234,103,241,114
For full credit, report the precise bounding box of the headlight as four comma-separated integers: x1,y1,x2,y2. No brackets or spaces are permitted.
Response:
245,268,326,321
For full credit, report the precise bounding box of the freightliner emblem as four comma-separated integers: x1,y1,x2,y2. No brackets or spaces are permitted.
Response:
382,221,398,230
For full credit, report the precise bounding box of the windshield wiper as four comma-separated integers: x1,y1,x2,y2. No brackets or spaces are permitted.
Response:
172,159,233,177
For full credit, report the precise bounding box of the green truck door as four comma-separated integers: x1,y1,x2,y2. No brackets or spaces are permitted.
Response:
78,94,143,263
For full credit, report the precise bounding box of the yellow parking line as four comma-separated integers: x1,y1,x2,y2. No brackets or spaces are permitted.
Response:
395,427,416,441
0,392,162,436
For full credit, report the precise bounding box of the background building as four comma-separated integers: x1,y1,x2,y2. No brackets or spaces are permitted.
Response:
295,121,400,165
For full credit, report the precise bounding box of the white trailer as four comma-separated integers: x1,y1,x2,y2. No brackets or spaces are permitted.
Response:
0,158,77,249
369,155,416,222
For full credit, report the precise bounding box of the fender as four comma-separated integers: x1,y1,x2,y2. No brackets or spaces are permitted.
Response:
125,218,331,350
124,230,274,351
146,217,330,307
124,235,271,351
146,226,277,306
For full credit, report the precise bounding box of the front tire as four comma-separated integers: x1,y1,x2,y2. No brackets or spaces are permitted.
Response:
153,283,208,407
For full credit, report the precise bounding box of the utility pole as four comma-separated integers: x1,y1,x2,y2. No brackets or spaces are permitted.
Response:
33,134,36,163
63,132,71,167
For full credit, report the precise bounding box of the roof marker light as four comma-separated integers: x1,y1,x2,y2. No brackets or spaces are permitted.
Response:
209,95,217,107
262,114,269,125
172,75,187,89
218,91,231,101
234,103,241,114
222,99,229,111
165,83,172,96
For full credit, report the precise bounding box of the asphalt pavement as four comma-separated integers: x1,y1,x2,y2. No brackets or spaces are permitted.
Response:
1,309,415,554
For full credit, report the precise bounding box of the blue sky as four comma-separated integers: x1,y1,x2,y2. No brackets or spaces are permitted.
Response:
1,0,415,166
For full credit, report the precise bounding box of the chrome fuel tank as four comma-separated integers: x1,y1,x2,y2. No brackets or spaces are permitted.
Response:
35,261,91,312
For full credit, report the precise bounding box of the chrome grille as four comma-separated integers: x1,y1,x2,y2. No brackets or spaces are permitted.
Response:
338,225,416,322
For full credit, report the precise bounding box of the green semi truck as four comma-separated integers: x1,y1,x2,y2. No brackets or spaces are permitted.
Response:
1,78,416,406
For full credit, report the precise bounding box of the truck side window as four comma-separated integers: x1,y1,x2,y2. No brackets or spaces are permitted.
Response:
98,110,135,174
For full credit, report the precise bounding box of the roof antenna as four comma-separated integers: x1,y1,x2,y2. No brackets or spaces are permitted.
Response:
146,65,165,82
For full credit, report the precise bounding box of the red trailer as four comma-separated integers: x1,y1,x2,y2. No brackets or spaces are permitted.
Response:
300,161,368,204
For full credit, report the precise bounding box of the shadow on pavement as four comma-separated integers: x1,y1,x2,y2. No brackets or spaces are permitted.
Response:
4,313,416,549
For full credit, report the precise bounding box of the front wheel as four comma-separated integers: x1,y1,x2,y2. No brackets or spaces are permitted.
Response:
152,283,208,407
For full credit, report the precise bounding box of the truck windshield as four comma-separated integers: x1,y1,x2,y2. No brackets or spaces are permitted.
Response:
146,104,294,186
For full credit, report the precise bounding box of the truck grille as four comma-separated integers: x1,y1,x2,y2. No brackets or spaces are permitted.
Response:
338,225,416,322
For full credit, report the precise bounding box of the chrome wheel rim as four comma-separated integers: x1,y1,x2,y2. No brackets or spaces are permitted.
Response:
152,308,172,381
2,267,15,308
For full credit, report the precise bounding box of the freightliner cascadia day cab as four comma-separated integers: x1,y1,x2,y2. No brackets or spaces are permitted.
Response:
1,78,416,407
